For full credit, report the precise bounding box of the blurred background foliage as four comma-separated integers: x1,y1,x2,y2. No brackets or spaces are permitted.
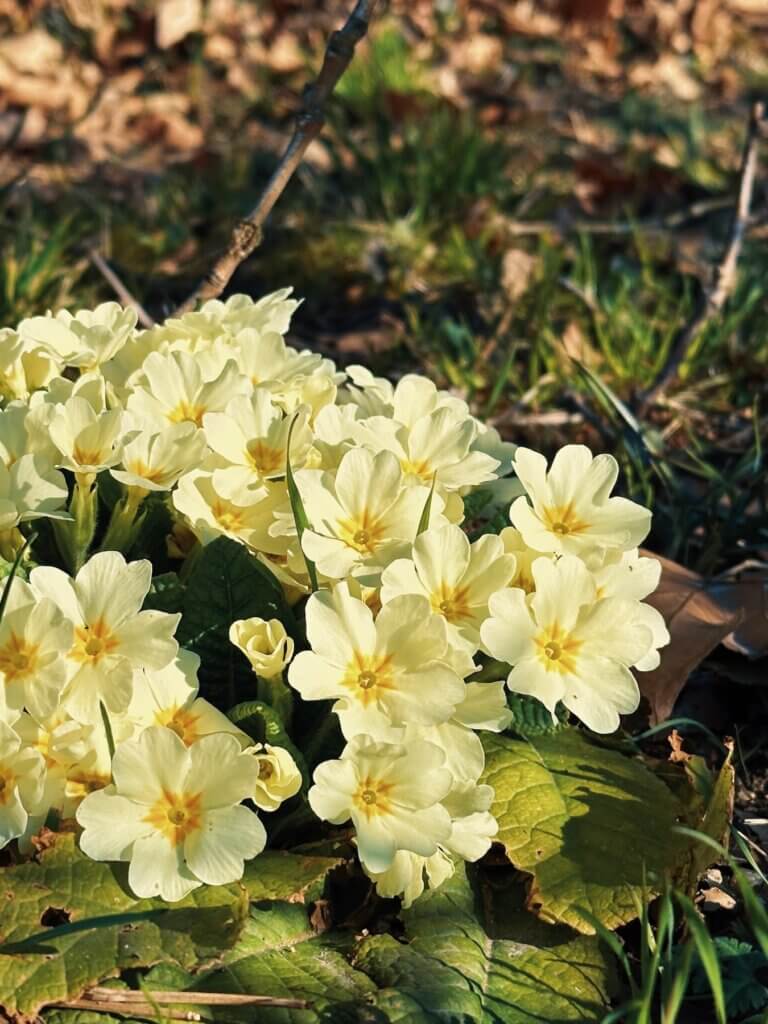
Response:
0,0,766,573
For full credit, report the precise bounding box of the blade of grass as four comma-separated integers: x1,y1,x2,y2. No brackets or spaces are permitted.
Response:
0,532,34,624
285,413,319,592
574,907,637,996
99,699,116,759
661,941,694,1024
416,474,437,535
0,911,168,953
675,892,726,1024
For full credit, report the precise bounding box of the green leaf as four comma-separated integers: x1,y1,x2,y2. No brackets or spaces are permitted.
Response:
415,474,436,535
285,413,318,592
227,700,308,784
507,693,568,737
0,532,34,624
357,867,614,1022
240,850,341,904
142,571,184,614
0,834,248,1019
673,747,735,893
191,901,377,1021
177,537,295,706
481,729,686,932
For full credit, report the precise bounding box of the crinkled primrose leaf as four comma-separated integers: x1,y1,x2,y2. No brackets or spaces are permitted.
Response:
481,728,688,932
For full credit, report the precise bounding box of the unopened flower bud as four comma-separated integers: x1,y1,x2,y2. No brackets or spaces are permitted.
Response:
229,617,294,679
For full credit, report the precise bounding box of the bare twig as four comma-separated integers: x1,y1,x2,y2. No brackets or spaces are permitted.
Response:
496,195,737,240
53,989,309,1015
85,988,307,1007
89,248,155,328
52,1000,204,1020
639,101,765,411
173,0,378,317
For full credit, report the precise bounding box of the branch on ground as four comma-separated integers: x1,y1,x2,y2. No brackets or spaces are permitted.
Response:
638,100,765,412
173,0,378,317
89,248,155,328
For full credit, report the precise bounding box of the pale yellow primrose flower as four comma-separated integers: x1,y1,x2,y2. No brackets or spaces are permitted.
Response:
510,444,651,557
0,402,59,467
173,470,289,555
354,406,499,496
367,848,455,908
365,780,498,903
250,743,302,811
126,350,249,429
308,735,453,873
0,578,73,720
480,555,665,734
112,421,207,493
233,330,327,391
587,548,670,670
19,302,137,370
0,720,46,848
203,392,312,482
76,727,266,901
500,526,548,593
288,582,465,736
49,397,125,476
127,651,248,746
297,448,442,581
30,552,180,724
13,708,93,841
0,453,68,532
230,617,294,679
380,524,517,655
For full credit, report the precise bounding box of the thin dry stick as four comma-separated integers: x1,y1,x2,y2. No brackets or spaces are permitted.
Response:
89,248,155,328
173,0,378,317
639,100,765,411
53,1000,204,1020
85,988,308,1008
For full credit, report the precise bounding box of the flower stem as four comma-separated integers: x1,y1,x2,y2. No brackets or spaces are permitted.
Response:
99,486,146,554
53,475,98,573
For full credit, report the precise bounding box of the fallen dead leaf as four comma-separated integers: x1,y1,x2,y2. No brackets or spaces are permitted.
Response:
156,0,202,49
501,248,538,303
709,560,768,659
638,551,744,724
698,886,737,913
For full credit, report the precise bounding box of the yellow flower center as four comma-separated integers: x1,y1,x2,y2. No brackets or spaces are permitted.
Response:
338,510,386,555
400,457,432,482
430,583,472,624
72,618,119,665
0,771,11,805
125,459,165,482
168,400,206,427
542,502,589,537
72,444,104,466
258,760,274,780
65,772,109,803
154,706,200,746
246,440,284,475
353,778,393,819
212,501,244,533
0,633,39,681
342,652,394,706
143,789,202,846
534,624,582,675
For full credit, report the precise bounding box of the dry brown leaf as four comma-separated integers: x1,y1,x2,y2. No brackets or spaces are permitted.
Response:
451,33,504,76
156,0,202,49
638,551,744,724
561,320,601,368
709,560,768,659
501,248,538,302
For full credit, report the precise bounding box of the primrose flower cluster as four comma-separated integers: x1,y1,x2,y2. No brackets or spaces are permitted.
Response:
0,290,668,905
